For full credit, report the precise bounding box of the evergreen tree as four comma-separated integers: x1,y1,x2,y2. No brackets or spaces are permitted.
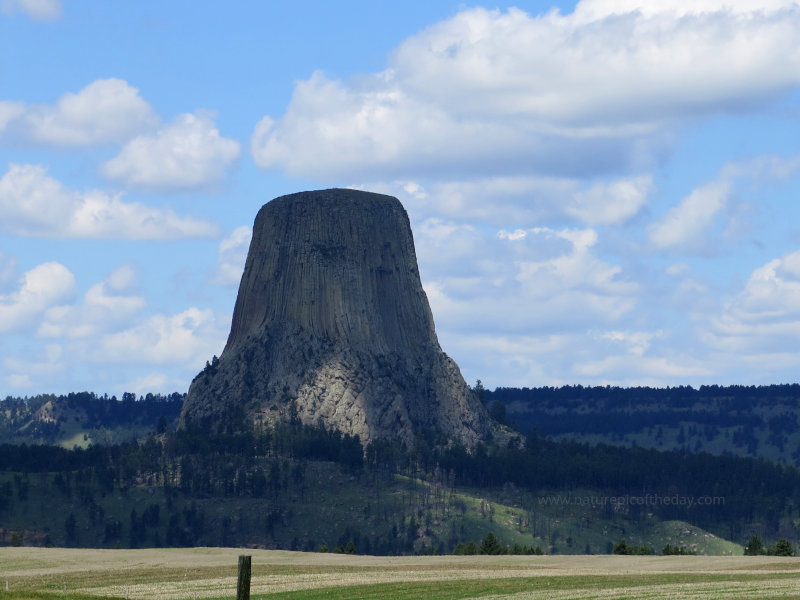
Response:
453,541,478,555
772,538,794,556
479,532,504,555
64,513,77,544
744,535,765,555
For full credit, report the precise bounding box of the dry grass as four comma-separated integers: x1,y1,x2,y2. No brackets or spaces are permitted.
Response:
2,548,800,600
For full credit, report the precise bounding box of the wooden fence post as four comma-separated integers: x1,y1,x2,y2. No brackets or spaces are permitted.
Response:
237,555,251,600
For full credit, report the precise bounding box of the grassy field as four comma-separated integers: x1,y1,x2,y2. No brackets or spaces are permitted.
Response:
2,547,799,600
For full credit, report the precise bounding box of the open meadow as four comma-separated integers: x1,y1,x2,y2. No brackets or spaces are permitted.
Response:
2,547,800,600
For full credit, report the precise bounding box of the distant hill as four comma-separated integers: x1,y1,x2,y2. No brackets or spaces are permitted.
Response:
3,386,800,554
0,424,774,554
7,384,800,466
486,384,800,466
0,392,183,447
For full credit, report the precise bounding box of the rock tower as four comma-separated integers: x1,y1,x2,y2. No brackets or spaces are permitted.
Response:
180,189,488,447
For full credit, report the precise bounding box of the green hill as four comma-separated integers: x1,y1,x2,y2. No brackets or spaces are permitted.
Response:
487,384,800,465
0,455,741,556
0,392,182,447
2,390,800,555
2,421,797,554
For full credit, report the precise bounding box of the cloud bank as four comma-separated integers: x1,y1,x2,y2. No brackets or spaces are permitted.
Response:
0,262,76,334
0,164,220,239
1,79,240,191
252,2,800,180
20,79,158,146
101,112,241,191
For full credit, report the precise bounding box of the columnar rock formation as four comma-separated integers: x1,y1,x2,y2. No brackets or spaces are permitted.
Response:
180,189,489,447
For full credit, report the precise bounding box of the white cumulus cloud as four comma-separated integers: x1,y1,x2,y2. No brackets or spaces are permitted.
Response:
39,265,146,339
118,372,174,398
712,250,800,344
96,307,227,366
565,176,652,226
692,249,800,381
438,328,711,389
1,264,228,392
0,0,61,21
252,3,800,180
23,78,158,146
512,227,639,302
364,174,651,228
0,101,25,134
0,164,220,239
648,180,731,252
415,221,638,338
101,112,241,191
211,226,252,286
648,153,800,254
574,0,797,21
0,262,76,333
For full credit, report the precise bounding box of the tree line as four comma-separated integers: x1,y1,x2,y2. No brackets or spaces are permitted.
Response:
0,392,183,444
3,408,800,551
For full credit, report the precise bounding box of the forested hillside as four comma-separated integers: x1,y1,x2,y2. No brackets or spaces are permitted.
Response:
0,419,797,554
9,384,800,465
486,384,800,465
0,392,183,447
3,387,800,554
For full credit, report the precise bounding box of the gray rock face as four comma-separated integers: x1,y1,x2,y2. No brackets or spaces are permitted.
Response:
180,189,489,447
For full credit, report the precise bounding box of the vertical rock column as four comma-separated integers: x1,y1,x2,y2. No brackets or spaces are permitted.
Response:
180,188,488,447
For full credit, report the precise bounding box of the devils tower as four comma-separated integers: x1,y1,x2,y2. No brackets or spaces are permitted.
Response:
180,189,489,447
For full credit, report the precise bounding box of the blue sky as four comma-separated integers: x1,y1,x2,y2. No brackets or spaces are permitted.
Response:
2,0,800,397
